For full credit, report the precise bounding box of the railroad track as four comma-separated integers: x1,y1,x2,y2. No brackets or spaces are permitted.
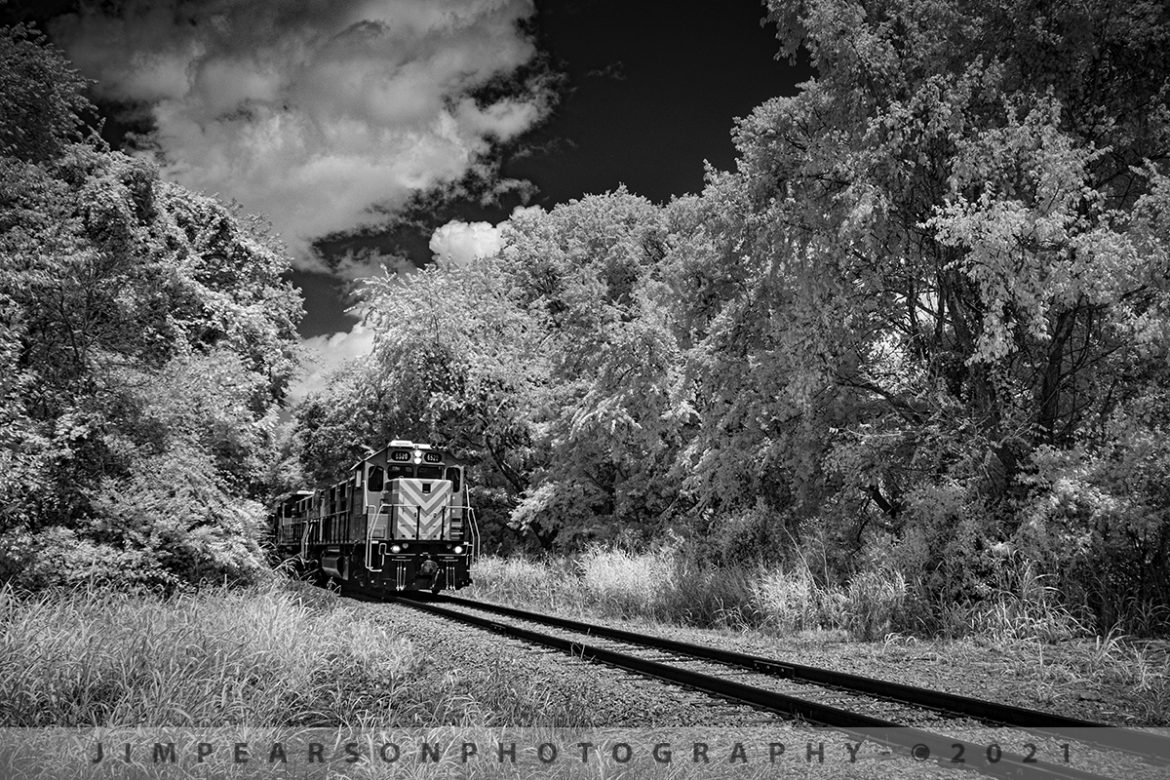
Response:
395,592,1170,780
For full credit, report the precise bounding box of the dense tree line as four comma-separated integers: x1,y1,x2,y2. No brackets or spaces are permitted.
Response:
298,0,1170,632
0,25,303,588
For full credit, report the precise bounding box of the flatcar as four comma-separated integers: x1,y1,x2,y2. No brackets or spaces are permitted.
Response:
272,439,479,593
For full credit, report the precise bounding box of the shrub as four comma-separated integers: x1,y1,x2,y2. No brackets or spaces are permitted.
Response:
1016,435,1170,636
844,570,908,641
967,559,1090,643
467,554,572,607
577,545,673,617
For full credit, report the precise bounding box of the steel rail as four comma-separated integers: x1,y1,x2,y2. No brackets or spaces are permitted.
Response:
411,592,1170,764
398,597,1117,780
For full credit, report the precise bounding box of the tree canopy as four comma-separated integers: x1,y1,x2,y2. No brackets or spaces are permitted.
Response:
0,25,303,588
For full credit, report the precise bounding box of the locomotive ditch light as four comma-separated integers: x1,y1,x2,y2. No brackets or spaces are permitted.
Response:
453,545,464,554
390,544,402,554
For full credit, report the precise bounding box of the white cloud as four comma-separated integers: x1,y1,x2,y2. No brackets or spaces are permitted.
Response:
288,323,377,404
429,219,504,267
52,0,552,271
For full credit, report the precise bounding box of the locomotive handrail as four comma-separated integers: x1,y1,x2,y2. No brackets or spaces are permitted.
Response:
365,502,391,573
460,479,480,562
299,518,312,559
467,507,481,563
370,500,474,556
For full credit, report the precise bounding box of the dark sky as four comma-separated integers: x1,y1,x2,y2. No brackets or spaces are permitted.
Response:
7,0,808,341
517,1,805,206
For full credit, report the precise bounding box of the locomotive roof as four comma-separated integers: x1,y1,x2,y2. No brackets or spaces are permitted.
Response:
347,439,441,473
284,440,461,499
274,489,314,502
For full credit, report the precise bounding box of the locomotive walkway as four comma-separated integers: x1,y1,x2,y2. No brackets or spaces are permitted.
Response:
396,592,1170,780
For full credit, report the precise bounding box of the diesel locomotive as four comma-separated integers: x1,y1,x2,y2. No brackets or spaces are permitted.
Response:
272,439,479,593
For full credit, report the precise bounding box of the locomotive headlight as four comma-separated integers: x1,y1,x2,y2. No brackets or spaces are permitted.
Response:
390,544,402,554
453,545,464,555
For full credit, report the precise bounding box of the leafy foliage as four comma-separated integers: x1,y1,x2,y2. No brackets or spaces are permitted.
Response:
0,25,91,163
297,191,686,549
294,1,1170,632
666,0,1170,627
0,25,302,588
498,192,690,545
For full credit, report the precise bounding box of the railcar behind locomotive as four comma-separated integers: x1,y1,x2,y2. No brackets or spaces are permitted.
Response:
272,440,479,593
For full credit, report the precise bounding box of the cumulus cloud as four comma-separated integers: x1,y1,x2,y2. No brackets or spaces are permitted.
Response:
52,0,553,270
288,322,377,404
429,219,505,267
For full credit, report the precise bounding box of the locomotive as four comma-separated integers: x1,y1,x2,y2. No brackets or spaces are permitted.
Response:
271,439,479,593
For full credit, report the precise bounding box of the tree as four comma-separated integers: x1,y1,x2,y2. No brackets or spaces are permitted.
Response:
667,0,1170,621
304,191,690,550
0,25,91,163
499,191,691,545
299,257,549,550
0,26,303,587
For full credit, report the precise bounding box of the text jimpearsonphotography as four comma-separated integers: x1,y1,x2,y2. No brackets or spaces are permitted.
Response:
90,739,863,766
85,737,1078,768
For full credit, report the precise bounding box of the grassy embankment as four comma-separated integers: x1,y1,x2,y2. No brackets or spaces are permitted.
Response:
468,547,1079,640
0,579,625,778
0,549,1166,778
466,548,1170,723
0,579,598,730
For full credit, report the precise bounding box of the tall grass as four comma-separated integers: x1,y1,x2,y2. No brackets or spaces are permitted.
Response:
578,546,672,617
469,546,908,640
467,547,1170,723
965,564,1088,643
0,578,624,732
474,546,1154,644
0,580,414,727
466,556,576,610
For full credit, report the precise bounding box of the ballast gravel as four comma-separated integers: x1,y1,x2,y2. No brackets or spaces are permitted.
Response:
417,598,1170,780
469,600,1169,730
338,596,1161,779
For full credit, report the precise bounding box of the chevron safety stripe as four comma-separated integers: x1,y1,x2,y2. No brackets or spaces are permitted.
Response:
390,479,453,539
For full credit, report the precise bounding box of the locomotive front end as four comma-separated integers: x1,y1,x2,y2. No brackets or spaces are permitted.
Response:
272,438,479,595
360,440,478,593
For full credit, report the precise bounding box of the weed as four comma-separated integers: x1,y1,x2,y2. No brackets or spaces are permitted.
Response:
468,548,919,640
968,563,1090,643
